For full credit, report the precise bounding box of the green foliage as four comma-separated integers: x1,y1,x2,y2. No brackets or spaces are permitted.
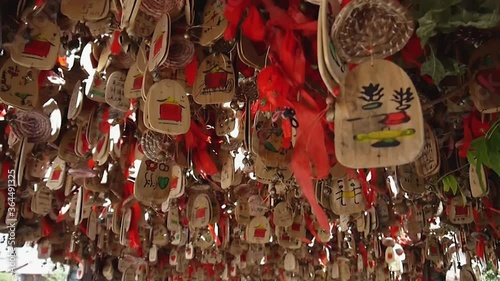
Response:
467,119,500,188
0,273,13,281
414,0,500,47
420,47,467,85
442,174,458,195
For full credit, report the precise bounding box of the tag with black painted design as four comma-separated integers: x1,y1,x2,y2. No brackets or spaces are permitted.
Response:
335,59,424,168
193,54,235,105
148,14,171,71
0,58,39,110
198,0,228,46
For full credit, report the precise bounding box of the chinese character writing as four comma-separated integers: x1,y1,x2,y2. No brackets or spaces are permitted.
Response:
358,83,384,110
392,87,414,111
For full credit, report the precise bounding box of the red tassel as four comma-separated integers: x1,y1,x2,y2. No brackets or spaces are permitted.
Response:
110,30,122,56
241,6,266,41
185,55,198,86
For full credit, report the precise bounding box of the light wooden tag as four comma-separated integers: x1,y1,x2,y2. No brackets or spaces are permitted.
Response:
247,216,270,244
129,9,157,38
216,108,236,136
61,0,108,20
0,58,39,110
334,59,424,168
288,212,306,239
87,210,98,241
31,185,52,215
148,14,171,71
283,252,296,272
235,199,251,225
85,72,107,103
120,208,132,245
188,193,212,228
468,40,500,113
252,112,292,168
10,13,60,70
396,164,426,194
330,176,366,215
122,268,136,281
469,157,488,198
146,79,190,135
120,0,141,31
42,99,62,142
58,128,81,163
316,7,337,93
46,157,66,190
152,224,169,246
198,0,227,46
106,71,130,112
321,0,347,83
74,187,84,225
193,54,235,105
273,202,293,227
168,166,185,199
220,151,234,190
124,62,144,98
414,123,440,177
37,239,51,259
134,157,175,205
446,197,474,225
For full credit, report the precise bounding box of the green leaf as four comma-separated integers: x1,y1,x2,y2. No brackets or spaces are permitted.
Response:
441,58,467,77
442,175,458,195
421,49,446,84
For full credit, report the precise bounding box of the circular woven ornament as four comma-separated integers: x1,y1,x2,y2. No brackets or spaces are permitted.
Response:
160,37,195,69
140,0,184,20
140,130,175,163
331,0,414,64
10,111,52,143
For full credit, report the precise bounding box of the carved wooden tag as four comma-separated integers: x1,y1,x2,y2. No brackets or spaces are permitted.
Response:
335,59,424,168
193,54,235,105
414,123,440,177
146,79,190,135
106,71,130,112
198,0,228,46
9,13,60,70
0,58,39,110
148,14,171,71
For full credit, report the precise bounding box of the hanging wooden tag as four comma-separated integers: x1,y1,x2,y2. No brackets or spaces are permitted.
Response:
85,72,107,103
468,40,500,113
320,0,347,83
188,193,212,228
414,123,440,177
31,185,52,215
152,224,169,246
216,108,236,136
220,151,234,190
0,58,39,110
124,62,144,98
334,59,424,168
252,112,292,168
120,0,141,31
288,212,306,239
148,14,171,71
74,187,84,225
146,79,190,135
316,7,337,93
330,175,366,215
87,210,98,241
238,36,267,70
198,0,227,46
134,157,176,205
396,164,426,194
9,13,60,70
246,216,271,244
106,71,131,112
168,166,185,199
273,202,293,227
446,197,474,225
61,0,108,21
58,128,81,163
193,54,235,105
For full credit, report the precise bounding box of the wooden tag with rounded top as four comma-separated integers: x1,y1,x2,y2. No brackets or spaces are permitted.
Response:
188,193,212,228
85,72,107,103
31,185,52,215
148,14,171,71
320,0,347,83
46,157,66,190
316,6,337,93
193,54,235,105
334,59,424,168
414,123,440,177
330,173,366,215
61,0,108,21
134,157,177,205
396,164,426,194
199,0,228,46
0,58,39,110
9,13,60,70
246,216,271,244
124,62,144,98
146,79,190,135
106,71,130,112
